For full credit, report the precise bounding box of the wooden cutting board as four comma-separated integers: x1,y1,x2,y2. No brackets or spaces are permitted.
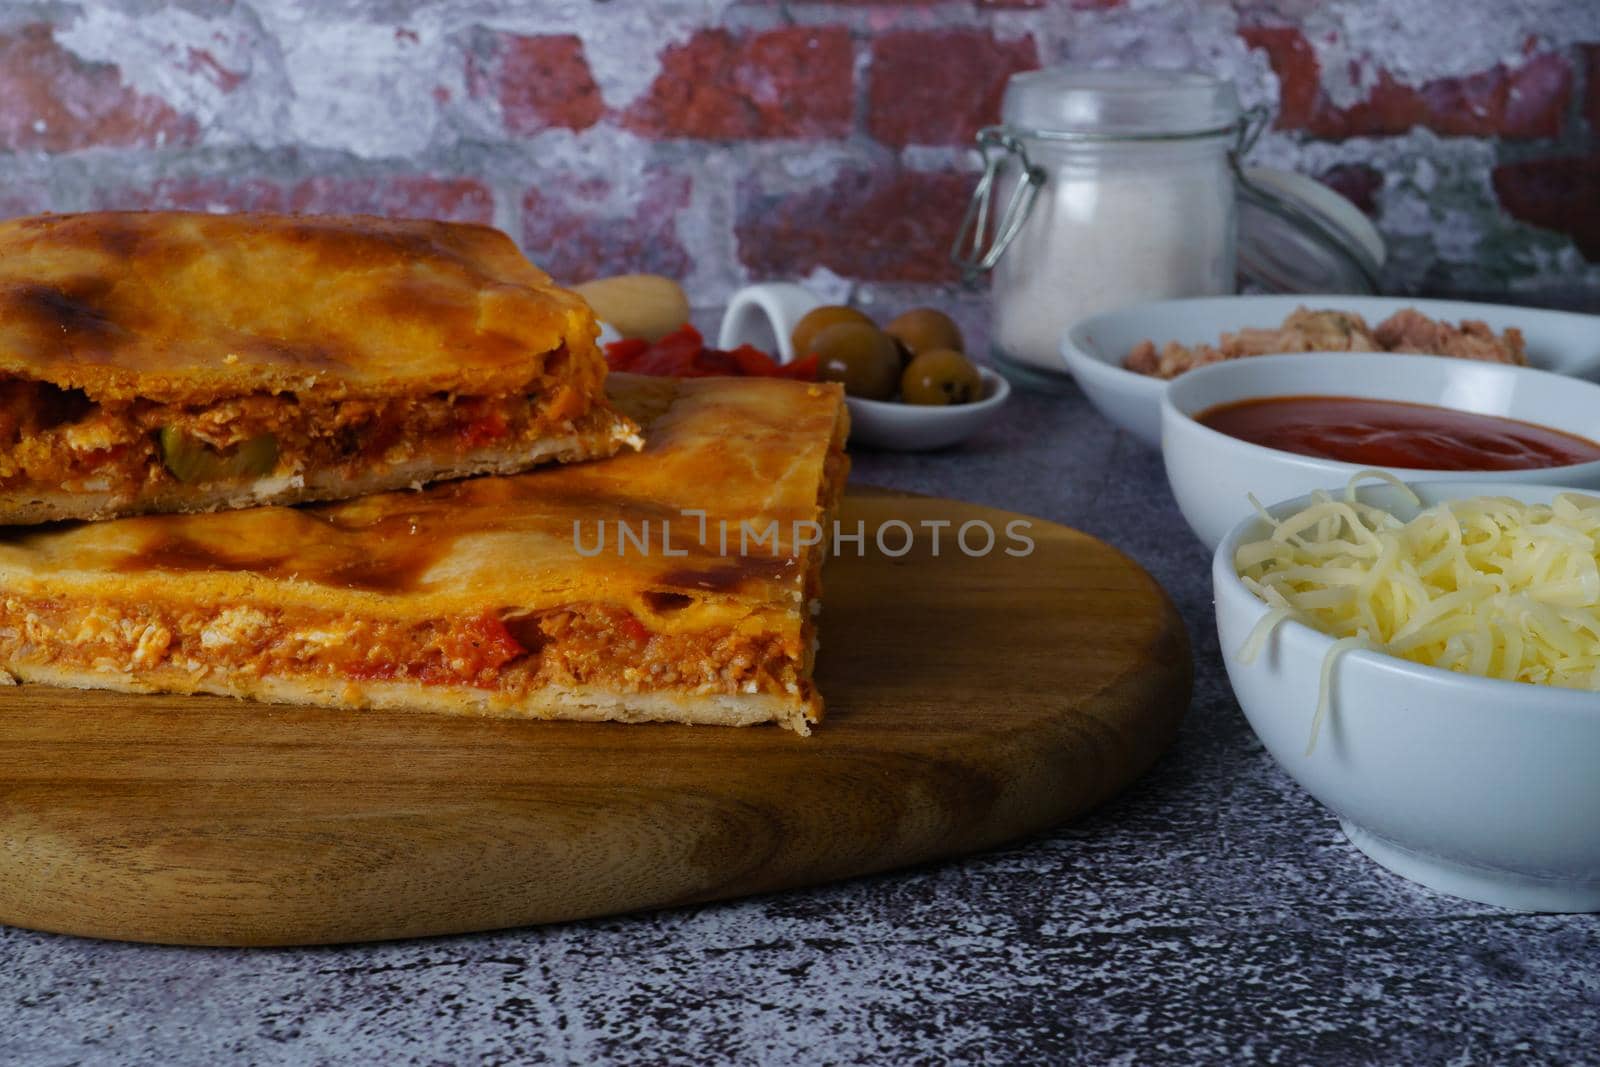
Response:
0,489,1190,946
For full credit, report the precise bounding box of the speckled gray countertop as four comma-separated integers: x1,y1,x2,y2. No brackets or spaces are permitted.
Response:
4,381,1598,1066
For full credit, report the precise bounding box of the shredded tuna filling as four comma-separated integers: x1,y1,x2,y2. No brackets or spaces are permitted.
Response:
0,350,593,494
1124,306,1528,379
0,596,808,700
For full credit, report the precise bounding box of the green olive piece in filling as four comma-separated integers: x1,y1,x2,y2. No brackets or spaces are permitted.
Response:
157,427,279,483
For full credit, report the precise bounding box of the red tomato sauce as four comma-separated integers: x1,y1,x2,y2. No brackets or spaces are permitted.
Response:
1197,395,1600,471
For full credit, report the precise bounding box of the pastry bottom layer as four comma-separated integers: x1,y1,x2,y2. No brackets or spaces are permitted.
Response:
0,593,817,732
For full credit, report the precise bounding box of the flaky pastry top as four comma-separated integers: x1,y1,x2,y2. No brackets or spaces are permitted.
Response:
0,211,603,402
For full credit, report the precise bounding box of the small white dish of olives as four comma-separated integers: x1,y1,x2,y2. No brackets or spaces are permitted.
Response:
719,283,1009,451
841,365,1010,451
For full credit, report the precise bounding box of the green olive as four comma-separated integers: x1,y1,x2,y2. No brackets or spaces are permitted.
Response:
812,323,902,401
792,305,876,360
885,308,964,358
159,427,279,483
901,348,983,406
888,334,916,369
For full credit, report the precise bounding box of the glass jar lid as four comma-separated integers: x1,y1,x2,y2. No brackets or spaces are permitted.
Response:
1000,68,1241,138
1236,167,1386,294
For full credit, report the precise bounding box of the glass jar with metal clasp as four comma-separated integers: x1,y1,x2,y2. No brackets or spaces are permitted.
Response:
952,68,1386,390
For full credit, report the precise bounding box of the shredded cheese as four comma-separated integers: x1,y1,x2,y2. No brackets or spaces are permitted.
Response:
1236,472,1600,753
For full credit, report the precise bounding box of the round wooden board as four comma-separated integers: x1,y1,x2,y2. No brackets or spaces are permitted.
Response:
0,489,1191,946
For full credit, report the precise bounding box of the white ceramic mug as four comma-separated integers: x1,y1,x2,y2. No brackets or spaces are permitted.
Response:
717,282,824,365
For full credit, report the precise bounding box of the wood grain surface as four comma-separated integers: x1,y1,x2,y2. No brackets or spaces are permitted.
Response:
0,488,1190,946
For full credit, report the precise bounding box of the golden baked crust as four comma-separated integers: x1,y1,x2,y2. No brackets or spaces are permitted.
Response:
0,375,852,733
0,211,636,522
0,211,601,400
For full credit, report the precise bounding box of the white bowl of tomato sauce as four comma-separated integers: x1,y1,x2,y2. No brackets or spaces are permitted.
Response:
1162,352,1600,550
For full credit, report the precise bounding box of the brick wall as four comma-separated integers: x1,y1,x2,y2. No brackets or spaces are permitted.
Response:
2,0,1597,316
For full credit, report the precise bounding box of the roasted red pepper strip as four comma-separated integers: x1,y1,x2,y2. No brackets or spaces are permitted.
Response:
729,345,779,376
604,337,650,371
775,353,821,380
604,324,816,381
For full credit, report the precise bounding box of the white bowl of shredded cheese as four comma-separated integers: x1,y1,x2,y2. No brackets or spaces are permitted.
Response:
1215,476,1600,911
1163,352,1600,551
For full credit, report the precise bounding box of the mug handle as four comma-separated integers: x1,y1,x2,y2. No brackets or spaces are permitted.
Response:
718,283,824,365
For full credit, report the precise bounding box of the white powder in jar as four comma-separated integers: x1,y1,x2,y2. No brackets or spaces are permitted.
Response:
992,152,1235,373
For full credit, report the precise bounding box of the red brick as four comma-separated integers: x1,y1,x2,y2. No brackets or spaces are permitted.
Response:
0,23,199,152
1493,155,1600,261
976,0,1122,6
521,173,692,283
1239,27,1320,129
289,176,495,223
1583,44,1600,133
1326,55,1570,139
95,176,496,221
183,47,246,94
1242,26,1570,139
868,29,1038,147
1502,52,1571,138
474,33,604,135
1316,163,1382,216
736,168,972,283
96,178,290,213
625,27,853,140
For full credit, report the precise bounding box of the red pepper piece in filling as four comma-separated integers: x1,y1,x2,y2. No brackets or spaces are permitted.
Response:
466,611,528,670
458,409,509,449
619,614,650,645
416,611,528,686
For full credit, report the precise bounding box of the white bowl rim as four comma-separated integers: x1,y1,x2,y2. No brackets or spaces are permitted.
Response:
845,365,1011,418
1059,330,1167,391
1214,476,1600,714
1164,351,1600,480
1063,292,1600,377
